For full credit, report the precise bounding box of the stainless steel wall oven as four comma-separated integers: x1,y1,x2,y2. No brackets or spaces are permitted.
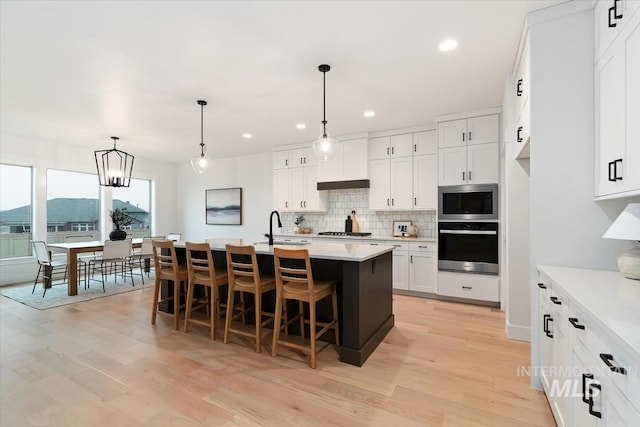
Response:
438,222,499,275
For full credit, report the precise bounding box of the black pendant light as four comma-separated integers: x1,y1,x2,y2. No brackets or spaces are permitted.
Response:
313,64,337,161
191,99,210,173
94,136,134,187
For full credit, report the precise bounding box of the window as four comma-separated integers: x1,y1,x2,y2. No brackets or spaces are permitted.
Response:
0,164,33,258
46,169,100,243
112,178,151,238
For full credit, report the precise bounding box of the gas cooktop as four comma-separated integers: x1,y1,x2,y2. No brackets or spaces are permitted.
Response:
317,231,372,236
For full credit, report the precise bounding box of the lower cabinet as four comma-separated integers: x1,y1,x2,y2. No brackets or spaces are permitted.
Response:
437,271,500,302
537,266,640,427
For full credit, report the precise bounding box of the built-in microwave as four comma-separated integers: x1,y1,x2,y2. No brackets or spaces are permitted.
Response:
438,184,498,221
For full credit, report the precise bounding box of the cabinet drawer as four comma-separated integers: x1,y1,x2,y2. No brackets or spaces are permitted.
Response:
408,242,436,253
437,271,499,302
386,240,408,251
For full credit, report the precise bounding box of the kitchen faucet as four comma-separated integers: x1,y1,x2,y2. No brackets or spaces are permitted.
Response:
268,210,282,245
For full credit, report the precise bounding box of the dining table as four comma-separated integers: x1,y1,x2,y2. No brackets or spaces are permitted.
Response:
48,238,143,296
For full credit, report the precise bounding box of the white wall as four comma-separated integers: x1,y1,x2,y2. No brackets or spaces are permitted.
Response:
0,136,179,285
527,3,639,390
176,151,273,241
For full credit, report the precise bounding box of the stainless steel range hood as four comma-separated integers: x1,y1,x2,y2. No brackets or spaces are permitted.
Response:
317,179,370,190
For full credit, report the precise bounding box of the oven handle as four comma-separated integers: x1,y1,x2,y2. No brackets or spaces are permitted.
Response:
439,230,497,235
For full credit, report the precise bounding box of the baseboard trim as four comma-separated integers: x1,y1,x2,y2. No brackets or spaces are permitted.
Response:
506,321,530,342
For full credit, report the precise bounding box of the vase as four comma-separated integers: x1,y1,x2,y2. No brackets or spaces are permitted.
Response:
109,228,127,241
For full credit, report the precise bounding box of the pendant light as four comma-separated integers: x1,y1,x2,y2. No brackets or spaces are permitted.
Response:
190,100,210,174
313,64,337,161
94,136,134,187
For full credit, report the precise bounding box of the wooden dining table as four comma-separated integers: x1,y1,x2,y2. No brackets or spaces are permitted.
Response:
48,238,143,296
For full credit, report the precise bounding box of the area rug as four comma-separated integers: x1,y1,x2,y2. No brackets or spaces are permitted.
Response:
0,272,154,310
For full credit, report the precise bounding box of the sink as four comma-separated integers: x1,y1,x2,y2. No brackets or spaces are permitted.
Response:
254,241,310,246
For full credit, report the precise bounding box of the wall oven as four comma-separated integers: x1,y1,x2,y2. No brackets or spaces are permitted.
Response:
438,222,499,275
438,184,498,221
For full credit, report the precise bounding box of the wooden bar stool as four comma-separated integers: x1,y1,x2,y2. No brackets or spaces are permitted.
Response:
272,247,340,369
184,242,228,340
151,239,189,330
224,244,276,353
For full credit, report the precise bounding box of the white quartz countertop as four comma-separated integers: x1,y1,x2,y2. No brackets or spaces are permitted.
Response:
538,265,640,359
175,238,393,262
275,233,436,243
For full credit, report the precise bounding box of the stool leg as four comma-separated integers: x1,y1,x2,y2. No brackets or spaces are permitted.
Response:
184,280,194,333
173,280,180,330
254,292,262,353
299,300,305,339
309,299,317,369
151,276,160,325
272,295,283,357
223,283,235,344
210,286,216,341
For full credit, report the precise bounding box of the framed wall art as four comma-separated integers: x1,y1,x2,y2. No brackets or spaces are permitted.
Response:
205,187,242,225
392,220,412,237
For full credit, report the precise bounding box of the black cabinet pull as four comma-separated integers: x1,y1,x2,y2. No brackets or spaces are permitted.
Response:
543,314,553,338
414,144,417,152
285,201,288,208
468,132,472,141
569,317,585,330
608,160,616,182
588,383,602,418
517,126,523,143
391,147,395,155
285,159,288,166
391,198,394,206
462,286,472,290
614,158,623,180
550,296,562,305
386,147,390,155
468,171,472,181
517,79,523,96
462,132,465,142
414,197,417,205
537,283,547,289
387,198,390,206
582,373,593,404
410,255,413,263
599,353,627,375
614,0,623,19
462,171,466,181
609,5,617,27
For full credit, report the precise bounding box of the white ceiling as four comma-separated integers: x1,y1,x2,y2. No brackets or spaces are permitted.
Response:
0,0,565,164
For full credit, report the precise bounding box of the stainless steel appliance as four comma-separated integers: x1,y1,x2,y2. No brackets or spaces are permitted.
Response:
317,231,372,236
438,184,498,221
438,222,498,275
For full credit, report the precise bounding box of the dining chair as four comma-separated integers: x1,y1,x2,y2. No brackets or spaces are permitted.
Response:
65,235,96,287
224,244,276,353
31,240,68,297
272,247,340,368
151,239,189,330
184,241,228,340
87,239,134,292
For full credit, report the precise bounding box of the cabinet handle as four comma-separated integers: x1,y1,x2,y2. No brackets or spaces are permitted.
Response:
614,0,623,19
462,286,472,290
300,157,303,164
608,5,618,27
414,144,417,152
304,201,307,208
581,373,593,404
462,132,466,142
300,201,303,208
387,147,390,155
550,296,562,305
516,79,523,96
393,244,401,247
614,158,623,180
537,282,547,289
517,126,523,143
468,131,472,141
462,171,466,181
414,197,417,205
587,383,602,419
410,255,413,263
568,317,585,330
387,198,390,206
369,243,379,246
468,171,472,181
543,314,553,338
608,160,616,182
285,159,288,166
285,201,288,208
391,147,395,155
599,353,627,375
418,245,428,249
391,198,395,206
304,157,307,164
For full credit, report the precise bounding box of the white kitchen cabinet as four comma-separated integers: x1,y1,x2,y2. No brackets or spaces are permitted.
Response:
317,137,368,182
368,156,413,210
438,114,499,149
369,134,413,160
408,242,437,293
412,130,437,156
438,142,498,186
595,0,640,61
388,241,409,290
537,266,640,427
413,154,437,209
437,271,500,302
273,145,327,212
595,9,640,198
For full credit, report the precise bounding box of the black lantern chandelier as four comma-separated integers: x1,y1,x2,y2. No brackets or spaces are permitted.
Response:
190,99,210,173
313,64,337,161
94,136,134,187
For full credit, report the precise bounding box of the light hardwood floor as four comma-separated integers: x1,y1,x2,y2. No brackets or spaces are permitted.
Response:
0,287,555,426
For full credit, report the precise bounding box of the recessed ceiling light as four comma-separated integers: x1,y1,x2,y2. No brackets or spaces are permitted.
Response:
296,123,306,129
242,133,252,139
363,110,376,118
439,39,458,52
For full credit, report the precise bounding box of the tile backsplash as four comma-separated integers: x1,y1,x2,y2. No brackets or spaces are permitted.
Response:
280,188,436,238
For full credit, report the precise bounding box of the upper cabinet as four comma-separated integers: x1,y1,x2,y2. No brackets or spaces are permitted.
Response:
514,36,531,159
272,146,327,212
594,2,640,199
437,114,500,186
317,137,368,182
369,129,437,211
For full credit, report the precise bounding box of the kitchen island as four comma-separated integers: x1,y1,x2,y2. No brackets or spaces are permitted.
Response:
172,238,394,366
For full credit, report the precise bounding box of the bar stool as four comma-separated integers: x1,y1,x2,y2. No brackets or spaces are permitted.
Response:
151,239,189,330
184,242,228,340
224,244,276,353
272,247,340,369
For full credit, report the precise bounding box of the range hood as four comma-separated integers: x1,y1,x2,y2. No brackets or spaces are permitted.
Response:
317,179,370,190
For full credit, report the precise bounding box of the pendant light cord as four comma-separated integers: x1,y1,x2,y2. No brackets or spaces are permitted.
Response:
200,102,205,156
321,66,328,137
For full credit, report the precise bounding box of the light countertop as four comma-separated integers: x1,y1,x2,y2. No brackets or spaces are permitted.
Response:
538,265,640,360
175,237,393,262
275,233,436,243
